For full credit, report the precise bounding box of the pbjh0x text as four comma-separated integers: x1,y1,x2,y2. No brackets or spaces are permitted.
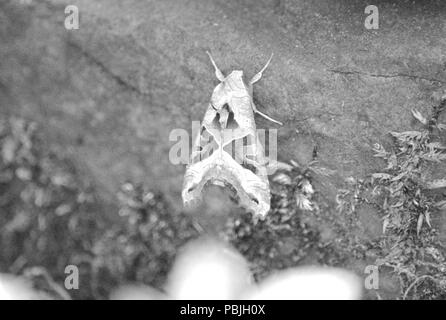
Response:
224,304,266,316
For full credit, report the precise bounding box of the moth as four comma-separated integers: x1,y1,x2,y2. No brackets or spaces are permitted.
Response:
182,52,282,218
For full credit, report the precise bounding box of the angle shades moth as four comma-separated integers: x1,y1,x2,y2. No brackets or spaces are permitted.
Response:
182,52,282,218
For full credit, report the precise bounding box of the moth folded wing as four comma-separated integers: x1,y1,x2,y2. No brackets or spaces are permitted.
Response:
183,140,270,217
220,152,270,218
189,104,222,166
233,134,271,218
182,152,218,208
183,99,270,217
202,104,223,145
219,103,271,218
183,107,222,208
236,131,269,175
229,97,277,176
190,127,219,165
229,97,257,133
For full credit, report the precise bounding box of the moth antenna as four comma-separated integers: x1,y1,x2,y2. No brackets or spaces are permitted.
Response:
255,109,283,126
250,53,273,85
206,51,225,81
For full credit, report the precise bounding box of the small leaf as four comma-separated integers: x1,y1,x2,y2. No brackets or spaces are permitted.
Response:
390,200,404,208
435,200,446,210
426,179,446,189
372,173,391,181
382,217,389,234
411,109,428,125
310,166,336,176
274,161,294,172
391,171,407,182
417,214,424,236
385,154,397,170
427,142,446,150
372,143,388,158
290,160,299,168
425,212,432,228
273,173,292,185
390,131,422,141
295,192,313,211
299,179,314,195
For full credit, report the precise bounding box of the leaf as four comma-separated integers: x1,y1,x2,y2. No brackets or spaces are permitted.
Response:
435,200,446,210
425,179,446,189
372,143,388,158
290,160,299,168
382,216,389,234
390,200,404,208
425,212,432,228
274,161,294,172
390,131,423,142
273,173,292,185
299,179,314,195
417,214,424,236
427,142,446,150
310,166,336,176
372,173,391,181
295,192,313,211
391,171,407,182
411,109,428,125
385,154,397,170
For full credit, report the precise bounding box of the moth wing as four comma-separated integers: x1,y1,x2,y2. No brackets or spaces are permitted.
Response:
190,104,220,164
220,152,270,218
228,96,257,134
182,95,271,218
182,151,218,207
182,150,270,217
227,96,269,173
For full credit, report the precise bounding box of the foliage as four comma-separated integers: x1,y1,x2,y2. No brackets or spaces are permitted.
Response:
0,117,198,299
336,96,446,299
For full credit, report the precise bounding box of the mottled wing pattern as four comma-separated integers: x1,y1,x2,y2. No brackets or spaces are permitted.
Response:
182,97,270,217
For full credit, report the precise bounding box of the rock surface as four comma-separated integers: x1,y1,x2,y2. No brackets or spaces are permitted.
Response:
2,0,445,209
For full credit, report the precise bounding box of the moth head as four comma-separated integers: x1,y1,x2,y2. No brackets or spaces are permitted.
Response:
210,70,247,110
206,51,273,101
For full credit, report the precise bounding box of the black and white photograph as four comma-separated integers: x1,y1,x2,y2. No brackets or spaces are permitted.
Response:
0,0,445,304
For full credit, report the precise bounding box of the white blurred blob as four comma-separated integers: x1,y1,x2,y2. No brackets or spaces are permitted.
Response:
167,238,252,299
0,273,39,300
244,267,362,300
111,238,362,300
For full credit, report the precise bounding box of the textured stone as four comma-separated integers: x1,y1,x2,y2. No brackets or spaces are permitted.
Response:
1,0,445,213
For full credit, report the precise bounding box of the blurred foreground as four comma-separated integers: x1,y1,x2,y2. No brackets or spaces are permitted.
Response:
1,238,361,300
